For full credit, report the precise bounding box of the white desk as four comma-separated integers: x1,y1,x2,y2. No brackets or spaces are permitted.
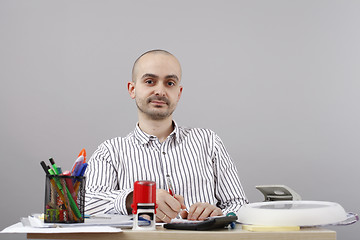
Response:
27,226,336,240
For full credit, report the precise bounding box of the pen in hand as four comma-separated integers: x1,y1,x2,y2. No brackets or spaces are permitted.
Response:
166,174,175,197
166,174,189,218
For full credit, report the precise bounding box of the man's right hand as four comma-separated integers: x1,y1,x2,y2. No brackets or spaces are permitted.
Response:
156,189,186,223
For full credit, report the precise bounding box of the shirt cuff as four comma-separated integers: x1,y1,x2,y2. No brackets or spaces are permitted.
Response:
114,188,133,215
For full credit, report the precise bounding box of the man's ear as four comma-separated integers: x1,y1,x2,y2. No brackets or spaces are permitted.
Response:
177,85,183,102
127,81,136,99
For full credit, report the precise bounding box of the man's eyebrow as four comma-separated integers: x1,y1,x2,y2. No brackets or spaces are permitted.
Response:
141,73,179,81
165,74,179,81
141,73,159,79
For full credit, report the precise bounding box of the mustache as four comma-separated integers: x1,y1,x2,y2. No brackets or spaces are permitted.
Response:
147,96,170,105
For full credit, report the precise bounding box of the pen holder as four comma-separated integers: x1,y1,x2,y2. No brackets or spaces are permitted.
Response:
44,175,85,223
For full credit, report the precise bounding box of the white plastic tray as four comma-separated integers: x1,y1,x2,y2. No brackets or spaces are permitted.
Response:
237,201,349,226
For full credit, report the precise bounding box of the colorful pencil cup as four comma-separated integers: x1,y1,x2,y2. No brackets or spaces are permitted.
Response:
44,175,85,223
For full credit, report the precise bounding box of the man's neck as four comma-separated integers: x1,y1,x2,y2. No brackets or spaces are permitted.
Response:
138,116,174,143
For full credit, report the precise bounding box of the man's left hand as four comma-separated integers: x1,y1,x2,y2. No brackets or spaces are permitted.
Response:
180,202,223,220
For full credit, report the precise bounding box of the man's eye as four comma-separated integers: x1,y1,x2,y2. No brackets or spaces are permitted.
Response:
145,80,154,84
167,81,175,86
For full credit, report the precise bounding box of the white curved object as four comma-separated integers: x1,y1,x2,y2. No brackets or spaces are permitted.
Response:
237,201,348,226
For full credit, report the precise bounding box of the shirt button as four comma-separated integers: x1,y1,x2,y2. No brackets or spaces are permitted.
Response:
162,152,166,155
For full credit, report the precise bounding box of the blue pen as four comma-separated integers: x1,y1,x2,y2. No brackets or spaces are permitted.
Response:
78,163,88,177
72,163,87,184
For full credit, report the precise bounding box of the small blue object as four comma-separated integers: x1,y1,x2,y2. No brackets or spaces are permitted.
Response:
226,212,237,229
130,216,152,226
56,167,63,174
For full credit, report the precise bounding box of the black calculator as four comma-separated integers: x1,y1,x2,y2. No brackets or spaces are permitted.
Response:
164,215,237,231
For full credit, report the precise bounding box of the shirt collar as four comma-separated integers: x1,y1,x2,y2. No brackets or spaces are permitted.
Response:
133,121,181,145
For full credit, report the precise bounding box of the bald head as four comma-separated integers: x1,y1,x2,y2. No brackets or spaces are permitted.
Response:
132,50,182,82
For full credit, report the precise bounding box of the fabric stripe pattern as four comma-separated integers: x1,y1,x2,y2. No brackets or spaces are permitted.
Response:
85,121,248,215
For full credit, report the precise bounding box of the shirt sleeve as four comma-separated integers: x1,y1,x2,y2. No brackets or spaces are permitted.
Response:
212,134,248,214
85,142,132,215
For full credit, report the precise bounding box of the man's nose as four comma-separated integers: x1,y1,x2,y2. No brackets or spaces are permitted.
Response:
154,85,166,96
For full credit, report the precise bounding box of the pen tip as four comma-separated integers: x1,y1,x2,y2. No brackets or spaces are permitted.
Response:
49,158,55,165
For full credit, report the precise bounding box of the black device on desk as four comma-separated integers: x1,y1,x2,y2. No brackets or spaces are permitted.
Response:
164,215,237,231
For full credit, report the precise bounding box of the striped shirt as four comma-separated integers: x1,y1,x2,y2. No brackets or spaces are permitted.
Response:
85,121,248,215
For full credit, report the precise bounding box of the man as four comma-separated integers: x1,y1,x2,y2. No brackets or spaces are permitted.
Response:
85,50,248,223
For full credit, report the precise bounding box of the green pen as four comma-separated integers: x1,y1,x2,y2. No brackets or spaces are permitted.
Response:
63,183,82,219
48,167,63,192
49,158,59,175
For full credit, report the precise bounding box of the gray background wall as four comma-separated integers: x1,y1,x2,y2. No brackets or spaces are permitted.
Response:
1,0,359,239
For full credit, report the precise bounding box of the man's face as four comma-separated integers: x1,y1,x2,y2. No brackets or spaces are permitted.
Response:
128,53,183,120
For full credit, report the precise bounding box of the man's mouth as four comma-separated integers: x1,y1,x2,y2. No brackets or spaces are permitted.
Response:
150,100,166,105
147,96,169,105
